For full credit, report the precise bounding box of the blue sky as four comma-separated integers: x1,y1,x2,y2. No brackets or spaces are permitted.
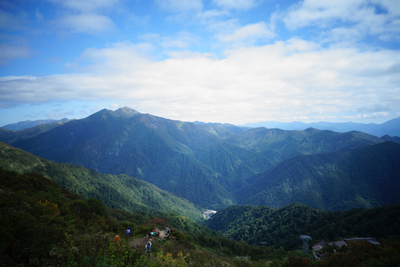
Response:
1,0,400,126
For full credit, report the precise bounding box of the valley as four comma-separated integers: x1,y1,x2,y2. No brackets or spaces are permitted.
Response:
1,107,400,266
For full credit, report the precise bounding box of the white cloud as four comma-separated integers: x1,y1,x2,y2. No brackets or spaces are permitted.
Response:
1,40,400,124
0,44,31,65
212,0,259,10
219,22,275,43
155,0,203,13
141,32,200,50
57,14,114,34
35,9,44,21
283,0,400,43
0,10,28,30
48,0,120,12
48,0,121,34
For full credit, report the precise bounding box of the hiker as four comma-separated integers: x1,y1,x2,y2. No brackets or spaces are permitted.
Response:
126,227,131,237
115,235,120,242
145,241,152,258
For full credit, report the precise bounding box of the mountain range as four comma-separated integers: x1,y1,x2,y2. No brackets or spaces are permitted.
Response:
242,117,400,137
1,107,399,211
1,118,70,130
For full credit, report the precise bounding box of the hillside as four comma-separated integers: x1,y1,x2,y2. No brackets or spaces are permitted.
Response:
226,127,383,163
237,141,400,210
0,168,301,267
3,169,399,267
0,142,203,222
206,203,400,251
1,107,390,210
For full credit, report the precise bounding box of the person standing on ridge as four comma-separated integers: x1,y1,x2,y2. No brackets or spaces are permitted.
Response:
126,227,131,238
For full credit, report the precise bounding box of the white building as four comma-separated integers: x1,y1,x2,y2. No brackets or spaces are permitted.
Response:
203,210,217,220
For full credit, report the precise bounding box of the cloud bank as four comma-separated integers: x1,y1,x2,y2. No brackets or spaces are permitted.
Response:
1,39,399,124
1,0,400,124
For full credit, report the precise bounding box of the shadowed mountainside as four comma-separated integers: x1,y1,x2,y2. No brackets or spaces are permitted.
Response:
236,141,400,210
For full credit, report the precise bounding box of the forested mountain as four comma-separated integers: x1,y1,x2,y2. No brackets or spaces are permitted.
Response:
243,117,400,137
5,108,270,208
226,127,383,163
206,203,400,251
236,141,400,210
2,169,291,267
1,107,398,210
0,142,202,222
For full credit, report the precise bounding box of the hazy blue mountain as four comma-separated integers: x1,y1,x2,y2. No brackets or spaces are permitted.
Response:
1,107,396,210
243,117,400,137
381,134,400,144
1,118,70,130
0,120,70,144
237,141,400,210
193,121,251,133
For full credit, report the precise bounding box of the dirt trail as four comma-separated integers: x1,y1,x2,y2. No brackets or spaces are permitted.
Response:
127,228,171,248
128,237,148,248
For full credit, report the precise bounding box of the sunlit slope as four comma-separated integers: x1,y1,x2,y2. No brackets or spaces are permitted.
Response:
0,142,203,222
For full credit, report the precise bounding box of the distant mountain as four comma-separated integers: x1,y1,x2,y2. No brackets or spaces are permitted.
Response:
226,127,383,163
1,107,396,209
193,121,251,133
0,142,203,222
381,134,400,144
206,203,400,250
243,117,400,137
0,120,70,144
237,141,400,210
4,107,271,208
1,118,70,130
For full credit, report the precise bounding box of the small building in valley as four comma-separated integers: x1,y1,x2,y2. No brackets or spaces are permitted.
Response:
203,210,217,220
312,237,379,259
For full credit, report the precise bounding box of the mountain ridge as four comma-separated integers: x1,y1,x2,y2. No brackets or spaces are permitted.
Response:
236,141,400,210
1,107,399,210
1,118,70,130
242,117,400,137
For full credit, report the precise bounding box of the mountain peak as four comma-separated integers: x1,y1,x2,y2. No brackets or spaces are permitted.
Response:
114,107,140,118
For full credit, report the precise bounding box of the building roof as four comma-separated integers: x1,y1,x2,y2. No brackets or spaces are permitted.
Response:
313,237,379,253
342,237,380,245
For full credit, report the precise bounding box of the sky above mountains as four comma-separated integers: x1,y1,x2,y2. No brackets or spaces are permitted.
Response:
1,0,400,126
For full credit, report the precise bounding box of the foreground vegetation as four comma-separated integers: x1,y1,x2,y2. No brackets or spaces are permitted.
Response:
1,169,400,266
0,169,293,266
